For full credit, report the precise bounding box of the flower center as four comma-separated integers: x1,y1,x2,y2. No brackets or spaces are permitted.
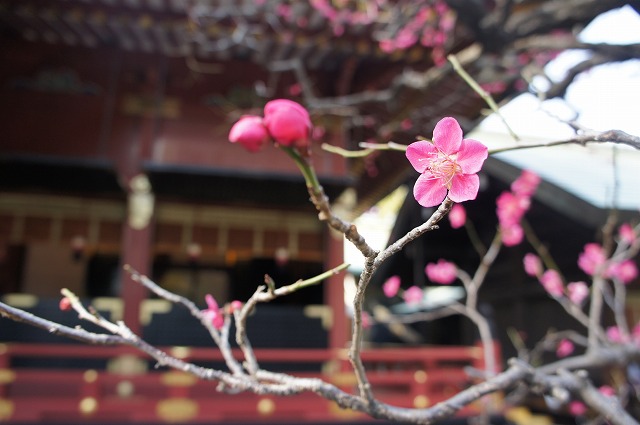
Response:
429,152,461,188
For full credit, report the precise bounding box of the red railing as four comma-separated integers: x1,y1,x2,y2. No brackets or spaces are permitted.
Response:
0,342,500,423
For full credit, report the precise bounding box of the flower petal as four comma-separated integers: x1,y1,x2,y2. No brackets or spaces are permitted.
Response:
456,138,488,174
413,173,448,207
448,173,480,203
406,141,437,173
433,117,462,154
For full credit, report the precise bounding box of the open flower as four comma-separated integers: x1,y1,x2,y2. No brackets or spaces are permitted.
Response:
263,99,312,147
228,115,269,152
406,117,488,207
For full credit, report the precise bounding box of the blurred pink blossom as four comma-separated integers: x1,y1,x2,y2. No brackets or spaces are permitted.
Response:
523,253,542,277
599,385,616,397
606,326,629,344
578,243,607,276
556,339,574,358
608,260,638,284
501,223,524,247
383,275,402,298
403,286,424,305
618,223,637,245
511,170,541,197
496,192,529,226
406,117,488,207
425,259,457,284
569,401,587,416
203,294,224,329
540,269,564,298
567,281,589,305
449,204,466,229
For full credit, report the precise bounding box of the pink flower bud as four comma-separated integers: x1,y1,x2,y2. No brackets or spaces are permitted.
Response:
501,223,524,247
599,385,616,397
403,286,423,305
425,259,457,284
203,294,224,329
578,243,606,276
511,170,541,197
361,311,372,329
540,270,564,298
263,99,312,147
567,281,589,305
382,275,401,298
230,300,243,312
606,326,629,344
523,253,542,277
608,260,638,284
618,223,637,245
59,297,72,311
568,401,587,416
496,191,529,227
556,339,574,358
229,115,270,152
448,204,466,229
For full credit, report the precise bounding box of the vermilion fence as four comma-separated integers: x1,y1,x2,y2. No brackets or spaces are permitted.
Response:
0,342,500,423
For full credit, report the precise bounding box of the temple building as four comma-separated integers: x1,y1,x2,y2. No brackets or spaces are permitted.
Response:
0,1,636,423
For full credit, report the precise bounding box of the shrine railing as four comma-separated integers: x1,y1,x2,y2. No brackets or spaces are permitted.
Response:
0,342,501,423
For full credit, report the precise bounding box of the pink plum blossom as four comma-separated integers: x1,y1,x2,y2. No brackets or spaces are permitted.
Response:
203,294,224,330
406,117,488,207
569,401,587,416
403,286,424,305
540,269,564,298
229,300,243,312
59,297,72,311
599,385,616,397
578,243,607,276
618,223,637,245
263,99,312,147
500,223,524,247
449,204,466,229
511,170,541,197
523,253,542,277
608,260,638,284
361,311,373,329
556,339,574,358
383,275,401,298
228,115,269,152
425,259,457,284
496,191,529,226
567,281,589,305
606,326,629,344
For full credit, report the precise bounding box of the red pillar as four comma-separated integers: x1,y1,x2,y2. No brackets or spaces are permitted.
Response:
324,229,349,350
120,175,154,335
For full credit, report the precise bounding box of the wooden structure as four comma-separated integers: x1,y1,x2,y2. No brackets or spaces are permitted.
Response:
0,342,499,423
0,1,508,423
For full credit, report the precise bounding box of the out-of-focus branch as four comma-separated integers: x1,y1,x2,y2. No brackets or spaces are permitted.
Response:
489,129,640,154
